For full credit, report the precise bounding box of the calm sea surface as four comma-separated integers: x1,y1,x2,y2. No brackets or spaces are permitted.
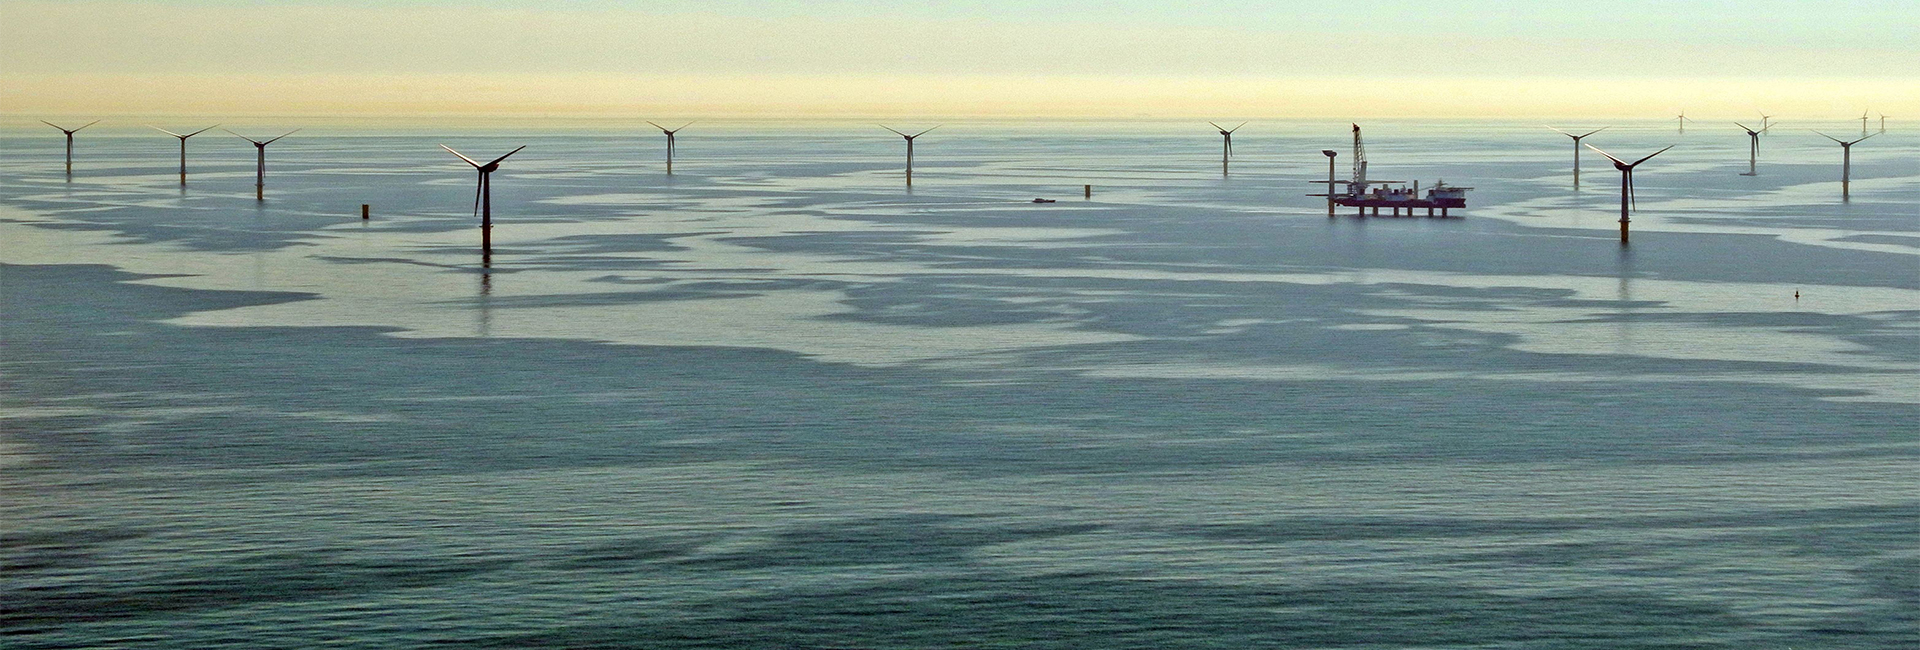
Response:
2,119,1916,648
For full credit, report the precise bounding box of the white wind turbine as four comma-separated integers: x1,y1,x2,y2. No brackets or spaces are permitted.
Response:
151,124,218,184
1209,122,1245,175
224,128,300,200
442,144,527,266
1811,130,1877,201
41,119,100,174
1548,126,1609,187
1585,143,1675,245
1674,111,1691,134
880,125,940,185
1733,121,1773,176
645,121,693,174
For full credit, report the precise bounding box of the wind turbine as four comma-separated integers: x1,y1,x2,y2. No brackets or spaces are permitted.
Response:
645,121,692,174
151,124,218,184
1860,109,1871,137
442,144,526,266
1584,143,1673,245
224,129,299,200
1674,111,1691,134
1209,122,1245,175
880,125,939,185
41,120,99,174
1811,130,1877,201
1734,122,1773,176
1878,113,1889,134
1548,126,1609,187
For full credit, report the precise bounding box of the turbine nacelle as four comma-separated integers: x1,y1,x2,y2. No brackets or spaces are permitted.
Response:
442,144,525,174
226,128,301,147
153,125,218,140
41,119,100,135
646,121,694,136
881,125,940,141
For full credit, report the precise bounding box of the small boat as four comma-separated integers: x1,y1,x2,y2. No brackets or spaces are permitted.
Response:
1031,198,1056,203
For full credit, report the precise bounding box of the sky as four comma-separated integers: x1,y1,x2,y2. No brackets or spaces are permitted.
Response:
2,0,1914,118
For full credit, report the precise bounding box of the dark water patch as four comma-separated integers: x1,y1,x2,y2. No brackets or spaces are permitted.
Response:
0,528,149,573
1836,234,1920,248
434,574,1745,649
0,550,511,628
1185,503,1920,545
545,534,717,570
682,514,1103,570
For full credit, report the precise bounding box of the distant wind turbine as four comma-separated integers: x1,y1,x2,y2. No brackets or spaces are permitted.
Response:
645,121,692,174
1758,112,1775,131
1733,122,1773,176
151,124,218,184
224,129,299,200
1547,126,1609,187
442,144,526,266
1674,111,1691,134
1860,109,1871,137
1209,122,1245,175
1585,143,1673,245
880,125,939,185
1811,130,1877,201
1878,113,1889,134
41,119,99,174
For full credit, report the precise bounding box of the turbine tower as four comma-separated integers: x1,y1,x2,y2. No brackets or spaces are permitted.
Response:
880,125,939,185
645,121,692,174
151,124,218,184
1734,122,1772,176
1548,126,1609,187
225,129,299,200
41,120,99,174
1585,143,1674,245
1812,130,1877,201
442,144,526,266
1209,122,1245,175
1674,111,1691,134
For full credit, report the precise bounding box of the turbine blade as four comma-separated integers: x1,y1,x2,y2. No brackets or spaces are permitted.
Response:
1231,122,1246,133
879,125,908,137
1582,143,1627,166
73,120,100,132
441,144,483,168
41,120,64,130
260,129,300,145
1733,122,1753,132
1810,130,1844,144
1628,144,1675,167
224,128,265,145
912,125,941,138
184,125,220,138
151,125,185,138
675,122,694,132
1547,126,1574,137
1851,132,1879,145
472,172,483,220
1208,122,1225,131
646,121,666,131
1578,126,1610,138
485,145,527,167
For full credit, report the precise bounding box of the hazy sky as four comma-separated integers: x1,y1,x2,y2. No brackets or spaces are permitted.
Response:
3,0,1913,117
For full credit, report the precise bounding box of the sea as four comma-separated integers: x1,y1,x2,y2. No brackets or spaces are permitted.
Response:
2,118,1915,648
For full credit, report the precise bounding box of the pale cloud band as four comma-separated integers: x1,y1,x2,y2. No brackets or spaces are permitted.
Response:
2,1,1912,117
